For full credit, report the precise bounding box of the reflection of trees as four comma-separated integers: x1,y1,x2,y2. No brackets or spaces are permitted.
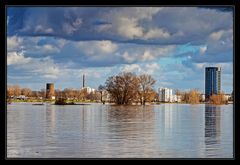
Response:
106,105,155,137
205,104,221,146
105,105,158,156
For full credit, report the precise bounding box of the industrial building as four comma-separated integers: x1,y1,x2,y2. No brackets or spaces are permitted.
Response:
46,83,55,100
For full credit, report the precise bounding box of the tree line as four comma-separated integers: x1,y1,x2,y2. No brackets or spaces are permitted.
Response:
7,85,101,101
7,72,229,105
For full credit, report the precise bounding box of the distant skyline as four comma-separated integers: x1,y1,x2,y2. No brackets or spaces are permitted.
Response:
7,7,233,93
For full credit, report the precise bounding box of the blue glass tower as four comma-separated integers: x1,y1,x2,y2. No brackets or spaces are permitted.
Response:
205,67,221,99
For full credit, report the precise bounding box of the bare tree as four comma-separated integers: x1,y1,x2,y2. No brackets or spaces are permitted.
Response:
13,85,21,97
7,85,14,99
138,74,156,105
187,89,201,104
105,72,139,105
98,85,105,103
21,88,32,97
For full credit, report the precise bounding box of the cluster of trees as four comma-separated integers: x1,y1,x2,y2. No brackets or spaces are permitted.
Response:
210,92,226,105
55,88,101,101
105,72,157,105
7,85,101,101
174,89,202,104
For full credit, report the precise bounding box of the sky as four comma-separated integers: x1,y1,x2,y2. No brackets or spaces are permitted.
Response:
7,7,233,93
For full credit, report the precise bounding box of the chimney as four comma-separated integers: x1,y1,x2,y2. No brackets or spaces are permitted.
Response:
83,74,85,88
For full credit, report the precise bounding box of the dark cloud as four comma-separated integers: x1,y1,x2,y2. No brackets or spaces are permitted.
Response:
7,7,233,46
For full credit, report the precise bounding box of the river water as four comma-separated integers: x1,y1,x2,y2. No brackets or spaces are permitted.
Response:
7,103,233,158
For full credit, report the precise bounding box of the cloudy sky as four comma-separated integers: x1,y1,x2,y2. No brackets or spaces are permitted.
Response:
7,7,233,93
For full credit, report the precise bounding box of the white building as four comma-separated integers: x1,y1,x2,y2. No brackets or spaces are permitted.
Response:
81,87,96,94
172,94,181,103
224,94,231,101
158,88,173,102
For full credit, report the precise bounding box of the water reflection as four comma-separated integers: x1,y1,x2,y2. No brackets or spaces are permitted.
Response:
105,105,158,157
7,103,232,158
204,104,221,157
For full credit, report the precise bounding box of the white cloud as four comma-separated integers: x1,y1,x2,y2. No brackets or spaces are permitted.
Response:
121,64,142,73
35,25,53,33
116,17,144,39
145,63,160,74
209,30,224,41
122,45,176,63
122,52,135,63
7,51,31,65
102,7,162,39
8,52,61,79
40,44,60,53
121,62,160,75
144,28,170,40
75,40,118,55
7,36,23,51
141,51,155,61
95,40,118,53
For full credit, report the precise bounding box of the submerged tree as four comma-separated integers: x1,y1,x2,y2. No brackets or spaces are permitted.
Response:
138,74,156,105
210,92,226,105
105,72,139,105
98,85,106,103
186,89,201,104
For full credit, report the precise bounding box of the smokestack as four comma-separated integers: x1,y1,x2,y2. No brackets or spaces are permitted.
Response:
83,74,85,88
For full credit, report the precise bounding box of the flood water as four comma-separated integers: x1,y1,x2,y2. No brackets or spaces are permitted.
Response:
7,103,233,158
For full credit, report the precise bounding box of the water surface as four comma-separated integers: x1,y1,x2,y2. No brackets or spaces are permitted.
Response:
7,103,233,158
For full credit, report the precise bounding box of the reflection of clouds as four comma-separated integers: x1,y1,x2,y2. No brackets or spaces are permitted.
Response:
205,104,221,146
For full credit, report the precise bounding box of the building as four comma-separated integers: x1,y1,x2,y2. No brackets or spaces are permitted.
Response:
173,95,181,103
80,74,96,94
205,67,221,100
158,87,173,102
224,94,231,101
200,94,205,102
46,83,55,99
81,87,96,94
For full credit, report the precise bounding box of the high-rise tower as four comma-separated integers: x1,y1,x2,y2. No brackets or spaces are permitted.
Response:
205,67,221,99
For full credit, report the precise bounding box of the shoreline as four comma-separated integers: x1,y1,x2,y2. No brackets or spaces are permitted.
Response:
7,100,232,106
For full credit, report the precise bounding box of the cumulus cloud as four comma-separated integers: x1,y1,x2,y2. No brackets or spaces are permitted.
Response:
75,40,117,54
143,28,170,40
121,62,160,75
95,40,118,53
8,51,61,79
8,7,233,46
7,36,23,51
121,64,142,73
7,51,31,65
7,7,233,92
